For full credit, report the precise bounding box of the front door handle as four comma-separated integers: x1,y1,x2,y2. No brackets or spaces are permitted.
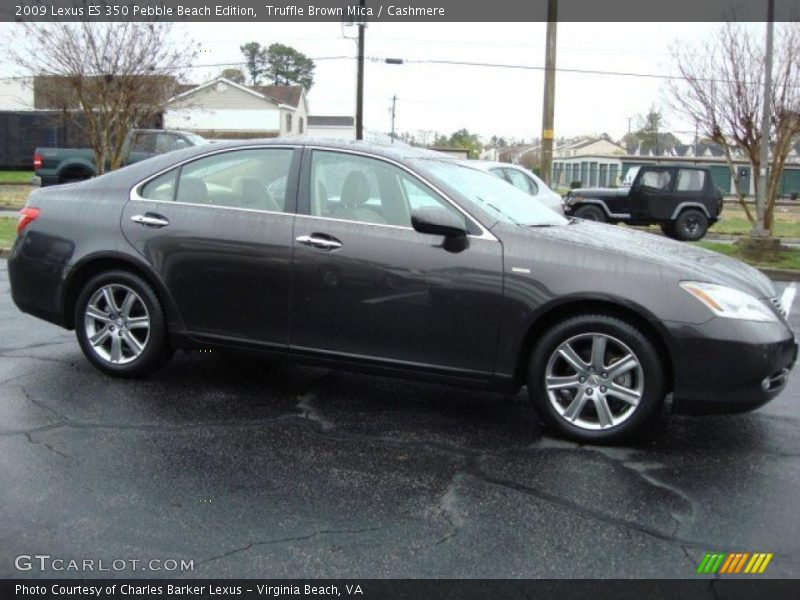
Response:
131,213,170,228
296,234,343,251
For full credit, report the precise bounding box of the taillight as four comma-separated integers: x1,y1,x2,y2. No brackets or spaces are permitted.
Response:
33,153,43,170
17,207,40,235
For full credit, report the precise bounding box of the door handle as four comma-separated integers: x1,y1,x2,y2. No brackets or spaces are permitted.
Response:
296,234,343,250
131,214,170,228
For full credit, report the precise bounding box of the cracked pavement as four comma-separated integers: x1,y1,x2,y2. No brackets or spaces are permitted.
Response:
1,261,799,578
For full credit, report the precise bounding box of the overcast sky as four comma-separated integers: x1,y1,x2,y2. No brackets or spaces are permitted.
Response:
0,21,751,143
183,21,723,143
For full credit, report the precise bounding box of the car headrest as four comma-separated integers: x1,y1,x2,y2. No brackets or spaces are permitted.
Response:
340,171,370,208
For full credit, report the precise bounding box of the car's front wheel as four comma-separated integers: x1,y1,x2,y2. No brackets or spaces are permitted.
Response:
528,314,666,443
74,270,173,377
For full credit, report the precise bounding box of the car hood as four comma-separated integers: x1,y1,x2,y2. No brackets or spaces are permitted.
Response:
497,220,776,299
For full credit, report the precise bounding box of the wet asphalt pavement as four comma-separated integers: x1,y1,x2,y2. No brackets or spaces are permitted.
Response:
0,260,799,580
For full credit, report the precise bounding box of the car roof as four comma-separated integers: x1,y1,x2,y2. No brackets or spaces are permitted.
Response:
81,137,463,190
183,137,456,162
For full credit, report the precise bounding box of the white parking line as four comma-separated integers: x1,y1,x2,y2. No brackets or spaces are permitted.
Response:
781,282,797,317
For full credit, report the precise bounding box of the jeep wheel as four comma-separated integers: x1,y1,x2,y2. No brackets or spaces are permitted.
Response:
660,223,676,239
573,205,606,222
673,209,708,241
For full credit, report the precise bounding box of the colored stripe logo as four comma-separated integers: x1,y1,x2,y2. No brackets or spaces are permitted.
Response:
697,552,773,574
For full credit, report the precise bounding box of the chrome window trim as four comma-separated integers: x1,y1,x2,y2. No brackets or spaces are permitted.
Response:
128,143,499,242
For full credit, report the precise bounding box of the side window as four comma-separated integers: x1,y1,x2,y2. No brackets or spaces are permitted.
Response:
504,168,534,195
309,150,464,228
285,113,292,132
526,174,539,195
676,169,706,192
129,132,155,154
298,117,304,134
140,169,178,201
175,148,294,211
639,169,672,191
154,134,182,154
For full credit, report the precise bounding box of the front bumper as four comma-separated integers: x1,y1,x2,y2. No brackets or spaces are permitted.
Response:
667,317,797,414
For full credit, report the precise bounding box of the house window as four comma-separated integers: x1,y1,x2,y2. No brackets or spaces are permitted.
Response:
285,113,292,132
299,117,304,134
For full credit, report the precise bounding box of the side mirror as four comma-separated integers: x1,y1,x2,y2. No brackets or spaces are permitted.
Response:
411,207,468,238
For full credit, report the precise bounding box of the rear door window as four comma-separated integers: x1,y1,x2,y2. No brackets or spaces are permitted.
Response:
176,149,294,211
676,169,706,192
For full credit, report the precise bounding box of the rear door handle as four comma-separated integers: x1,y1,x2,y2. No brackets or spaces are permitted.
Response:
296,234,343,251
131,213,170,228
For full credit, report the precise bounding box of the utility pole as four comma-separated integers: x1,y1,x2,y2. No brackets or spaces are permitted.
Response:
355,0,366,140
540,0,557,186
755,0,774,238
390,95,397,143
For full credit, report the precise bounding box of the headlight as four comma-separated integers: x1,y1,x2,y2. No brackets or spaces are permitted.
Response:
679,281,778,322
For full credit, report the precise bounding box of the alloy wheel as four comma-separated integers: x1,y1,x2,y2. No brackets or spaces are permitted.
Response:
83,284,151,365
544,332,644,431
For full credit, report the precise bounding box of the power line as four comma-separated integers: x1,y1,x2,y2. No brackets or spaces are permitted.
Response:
376,57,768,86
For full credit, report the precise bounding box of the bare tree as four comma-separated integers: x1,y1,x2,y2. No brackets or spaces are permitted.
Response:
667,22,800,234
9,22,198,175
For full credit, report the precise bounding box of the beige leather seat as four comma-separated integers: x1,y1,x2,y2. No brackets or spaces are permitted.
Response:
232,177,280,211
332,171,387,224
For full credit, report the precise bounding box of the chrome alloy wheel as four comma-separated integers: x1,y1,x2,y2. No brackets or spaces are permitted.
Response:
83,284,150,365
544,332,644,431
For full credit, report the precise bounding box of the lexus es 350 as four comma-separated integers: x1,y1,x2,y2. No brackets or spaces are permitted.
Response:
8,140,797,442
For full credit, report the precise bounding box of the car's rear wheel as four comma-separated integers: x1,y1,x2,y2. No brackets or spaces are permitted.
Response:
75,270,173,377
673,209,708,241
527,314,666,443
573,205,606,222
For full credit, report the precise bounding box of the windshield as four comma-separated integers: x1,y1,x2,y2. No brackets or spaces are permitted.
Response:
184,132,210,146
417,160,568,227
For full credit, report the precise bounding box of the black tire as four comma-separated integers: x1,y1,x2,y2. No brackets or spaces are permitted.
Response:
58,168,92,185
660,223,677,239
74,270,173,377
527,314,667,444
672,209,708,241
573,205,606,222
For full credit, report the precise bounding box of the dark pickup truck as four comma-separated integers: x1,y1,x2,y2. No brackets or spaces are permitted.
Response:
563,165,723,241
34,129,208,187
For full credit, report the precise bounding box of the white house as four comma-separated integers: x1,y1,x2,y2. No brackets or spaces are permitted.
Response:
164,76,308,138
307,115,355,140
0,79,34,110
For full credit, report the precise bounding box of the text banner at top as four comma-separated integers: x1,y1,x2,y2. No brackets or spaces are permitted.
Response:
2,0,799,23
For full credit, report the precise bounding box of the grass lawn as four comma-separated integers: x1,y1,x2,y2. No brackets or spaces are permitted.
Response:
711,216,800,238
696,240,800,271
0,171,33,185
0,185,32,210
0,216,17,248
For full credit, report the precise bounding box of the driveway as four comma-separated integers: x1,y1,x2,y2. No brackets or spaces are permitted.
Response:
0,259,799,578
